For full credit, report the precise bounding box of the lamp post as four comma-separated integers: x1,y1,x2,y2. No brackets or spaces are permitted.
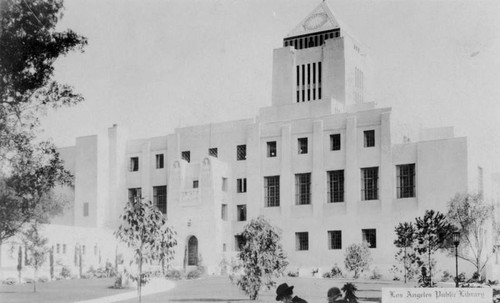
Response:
453,232,460,288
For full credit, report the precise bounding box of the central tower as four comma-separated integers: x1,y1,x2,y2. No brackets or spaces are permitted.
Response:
271,2,370,110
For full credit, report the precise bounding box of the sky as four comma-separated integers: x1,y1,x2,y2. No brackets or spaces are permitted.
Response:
40,0,500,173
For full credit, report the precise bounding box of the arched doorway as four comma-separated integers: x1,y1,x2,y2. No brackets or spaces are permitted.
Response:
187,236,198,266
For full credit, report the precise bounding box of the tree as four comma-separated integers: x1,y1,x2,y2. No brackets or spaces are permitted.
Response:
230,216,288,300
394,222,419,283
0,0,87,245
17,245,22,283
22,222,49,292
447,193,495,278
115,198,177,303
344,242,372,279
413,210,456,286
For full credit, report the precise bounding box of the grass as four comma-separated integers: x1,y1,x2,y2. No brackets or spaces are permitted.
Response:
0,277,132,303
119,276,415,303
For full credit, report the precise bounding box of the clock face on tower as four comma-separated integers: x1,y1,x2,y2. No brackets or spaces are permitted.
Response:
303,13,328,30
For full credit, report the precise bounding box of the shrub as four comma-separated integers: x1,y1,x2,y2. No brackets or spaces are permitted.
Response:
2,277,17,285
287,271,298,277
344,243,371,279
369,267,382,280
187,269,202,279
38,276,49,283
322,272,332,278
23,277,35,283
165,269,183,280
330,264,343,278
440,270,453,282
113,274,123,289
60,265,72,279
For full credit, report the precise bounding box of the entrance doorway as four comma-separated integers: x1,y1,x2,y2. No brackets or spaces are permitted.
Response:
187,236,198,266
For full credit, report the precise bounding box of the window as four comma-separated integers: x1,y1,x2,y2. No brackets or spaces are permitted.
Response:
362,229,377,248
397,164,416,198
328,230,342,250
267,141,277,157
181,151,190,163
237,205,247,221
296,232,309,251
153,186,167,214
94,245,98,256
222,178,228,192
129,157,139,172
221,204,227,221
208,147,218,157
330,134,341,151
237,178,247,193
264,176,280,207
128,188,142,202
237,145,246,161
56,244,60,254
295,173,311,205
62,244,66,254
298,138,308,154
361,167,378,200
83,202,89,217
364,130,375,147
156,154,164,169
193,180,199,188
235,235,245,251
327,170,344,203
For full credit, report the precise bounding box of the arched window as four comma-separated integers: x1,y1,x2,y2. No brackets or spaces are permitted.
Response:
187,236,198,266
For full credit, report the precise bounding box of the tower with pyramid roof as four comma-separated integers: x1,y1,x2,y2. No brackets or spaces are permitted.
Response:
271,1,370,110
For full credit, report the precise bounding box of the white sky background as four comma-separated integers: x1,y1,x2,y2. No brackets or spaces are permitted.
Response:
41,0,500,174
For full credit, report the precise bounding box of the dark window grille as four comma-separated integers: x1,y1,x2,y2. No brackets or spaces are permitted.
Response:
327,170,344,203
264,176,280,207
361,167,378,200
153,186,167,214
83,202,89,217
364,130,375,147
397,164,416,198
193,180,199,188
267,141,277,157
208,148,218,157
234,235,245,251
328,230,342,250
296,232,309,251
362,229,377,248
236,205,246,221
237,145,246,161
181,151,191,163
330,134,341,151
295,173,311,205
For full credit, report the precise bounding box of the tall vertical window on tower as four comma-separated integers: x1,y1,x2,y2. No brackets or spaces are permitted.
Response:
318,62,322,99
155,154,164,169
237,145,246,161
396,164,415,198
264,176,280,207
83,202,89,217
221,204,227,221
307,63,311,101
355,67,364,103
129,157,139,172
302,64,305,101
296,65,300,102
327,170,344,203
298,137,308,154
364,130,375,147
313,63,316,100
361,167,378,200
295,173,311,205
237,178,247,193
153,186,167,214
181,151,190,163
267,141,277,157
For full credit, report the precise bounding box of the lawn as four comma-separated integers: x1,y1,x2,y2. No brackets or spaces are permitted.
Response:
119,276,416,303
0,278,131,303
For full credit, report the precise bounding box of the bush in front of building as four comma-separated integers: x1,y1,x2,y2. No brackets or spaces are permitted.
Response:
230,216,288,300
323,264,344,279
187,268,203,279
60,265,72,279
2,277,17,285
368,267,382,280
344,242,371,279
165,269,183,280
